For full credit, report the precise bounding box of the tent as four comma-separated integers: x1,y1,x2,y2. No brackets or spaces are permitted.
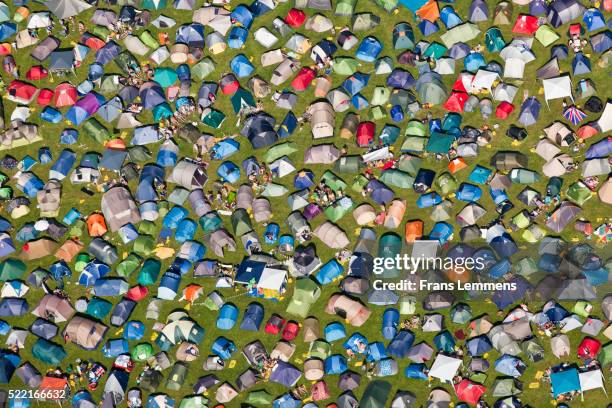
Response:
551,368,580,398
429,354,462,383
360,380,391,408
543,76,574,104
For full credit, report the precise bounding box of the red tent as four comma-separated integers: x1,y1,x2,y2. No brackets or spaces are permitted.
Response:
452,73,473,92
512,14,539,35
356,121,375,147
81,34,105,50
126,285,149,301
220,73,239,95
291,67,315,91
25,66,48,81
265,314,285,334
0,43,11,56
281,321,300,341
444,91,469,112
577,337,601,359
285,8,306,27
37,89,54,106
7,80,38,104
496,101,515,119
577,123,599,139
455,379,486,406
53,82,78,107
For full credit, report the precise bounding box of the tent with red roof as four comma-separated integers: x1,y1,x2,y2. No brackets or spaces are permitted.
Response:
577,337,601,359
455,379,486,405
7,80,38,104
496,101,515,119
54,83,78,107
356,121,375,147
37,89,54,106
291,68,316,91
444,91,469,112
25,66,48,81
512,14,539,35
285,8,306,28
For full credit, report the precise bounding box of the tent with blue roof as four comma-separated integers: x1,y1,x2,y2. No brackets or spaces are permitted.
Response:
217,161,241,183
124,321,145,340
325,354,348,375
393,23,415,50
240,302,264,331
232,5,254,27
103,339,129,358
315,259,343,285
382,308,399,340
495,355,526,377
467,335,493,356
211,139,240,160
343,332,368,354
572,53,591,75
518,97,541,126
175,219,197,243
418,19,439,36
430,222,453,244
228,26,249,48
230,55,255,77
157,140,179,167
387,330,415,358
590,31,611,54
434,331,455,353
405,363,428,380
550,368,580,397
79,260,110,286
211,336,237,360
456,183,482,202
468,0,488,22
217,303,239,330
490,233,518,258
356,37,383,62
584,8,605,32
367,342,388,362
324,322,347,342
417,192,442,208
93,278,128,297
440,7,462,28
269,361,302,387
152,103,173,121
0,22,15,41
343,73,370,96
158,272,181,300
464,52,486,72
176,23,205,47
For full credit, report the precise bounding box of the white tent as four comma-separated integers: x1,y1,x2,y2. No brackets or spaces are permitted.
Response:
270,157,296,178
254,28,278,48
363,146,392,163
429,354,462,383
493,83,518,103
543,76,573,104
27,12,52,29
471,70,499,93
560,315,583,333
503,58,525,78
579,369,606,399
597,101,612,133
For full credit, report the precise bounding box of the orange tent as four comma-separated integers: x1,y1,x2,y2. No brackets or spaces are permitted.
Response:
416,0,440,22
445,264,471,283
577,124,599,140
405,220,424,243
39,376,69,400
182,284,203,303
0,43,11,56
106,139,127,149
55,239,84,262
448,158,468,174
86,214,108,237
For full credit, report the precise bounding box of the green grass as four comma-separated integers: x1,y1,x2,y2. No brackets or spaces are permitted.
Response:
1,0,611,407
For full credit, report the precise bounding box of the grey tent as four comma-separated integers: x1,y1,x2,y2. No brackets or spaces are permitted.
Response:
423,291,454,310
103,370,129,405
49,50,75,73
45,0,91,19
30,318,58,340
204,229,236,257
360,380,391,408
338,371,361,391
168,160,208,190
32,294,74,323
236,368,259,391
236,185,254,210
547,0,585,27
15,363,41,388
193,375,219,394
391,391,417,408
64,316,107,350
31,37,60,62
338,392,359,408
110,298,136,326
557,278,597,300
101,186,141,232
491,378,522,397
252,198,273,223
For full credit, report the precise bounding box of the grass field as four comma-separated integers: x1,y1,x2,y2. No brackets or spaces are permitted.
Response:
1,0,611,406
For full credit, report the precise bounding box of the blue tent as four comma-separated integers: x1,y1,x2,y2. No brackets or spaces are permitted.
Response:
66,106,91,126
230,55,255,77
449,42,471,59
456,183,482,202
93,278,127,297
315,259,343,285
380,125,400,146
152,103,173,121
276,112,297,138
390,106,404,122
518,97,541,126
264,224,279,244
211,336,237,359
367,342,388,362
539,253,561,273
157,140,178,167
294,170,315,190
550,368,580,398
270,361,302,387
427,223,452,244
325,322,347,342
399,0,428,12
87,63,104,81
367,179,394,205
584,8,605,32
158,272,181,300
232,5,254,27
468,166,492,184
0,23,16,41
163,206,188,229
490,233,518,258
324,354,348,375
387,69,415,89
416,192,442,208
418,19,439,36
405,363,428,380
343,332,368,354
175,219,197,243
217,303,239,330
217,161,241,183
176,64,191,81
343,73,370,96
211,139,240,160
467,335,493,356
103,339,129,358
494,355,526,377
0,351,19,383
529,0,547,15
434,331,455,353
79,261,110,286
387,330,415,358
584,267,609,286
382,308,399,340
229,26,249,48
489,259,511,279
440,6,462,28
585,137,612,159
240,302,264,331
464,52,486,72
124,321,145,340
492,277,531,309
40,107,62,123
176,24,205,47
356,37,383,62
545,303,569,322
0,298,27,317
572,53,591,75
250,0,274,16
60,129,79,145
273,394,301,408
352,93,369,110
50,149,76,180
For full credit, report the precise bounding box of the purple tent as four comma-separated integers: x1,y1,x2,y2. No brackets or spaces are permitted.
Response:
303,203,322,220
585,137,612,159
269,361,302,387
367,180,394,205
529,0,547,15
386,69,415,89
492,276,531,309
518,97,541,127
449,43,471,59
95,41,121,65
139,82,166,110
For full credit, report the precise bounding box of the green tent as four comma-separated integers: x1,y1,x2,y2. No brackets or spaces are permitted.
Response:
245,390,274,406
133,235,155,256
513,257,538,276
512,211,531,229
334,155,362,174
166,362,188,391
440,23,481,47
140,30,159,49
261,182,289,197
485,28,506,53
435,173,457,196
324,200,353,222
423,42,448,60
192,58,216,80
351,174,370,193
332,57,360,75
0,258,26,281
199,212,223,232
492,378,522,397
264,142,298,163
308,340,332,359
380,169,414,189
426,132,454,154
82,118,111,144
378,233,402,278
368,106,387,121
360,380,392,408
401,136,427,152
321,171,348,192
231,208,253,237
352,13,381,31
202,109,225,129
179,396,209,408
74,253,91,272
138,220,157,235
142,0,167,10
91,27,109,40
231,88,256,114
567,182,592,205
397,155,422,175
405,120,427,137
573,301,592,318
138,259,161,286
335,0,357,16
286,277,321,318
132,343,154,361
417,81,447,105
115,51,139,75
521,338,545,363
399,295,416,315
86,297,113,320
117,253,142,278
600,342,612,366
535,25,560,47
510,169,540,184
32,339,66,365
372,0,397,13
